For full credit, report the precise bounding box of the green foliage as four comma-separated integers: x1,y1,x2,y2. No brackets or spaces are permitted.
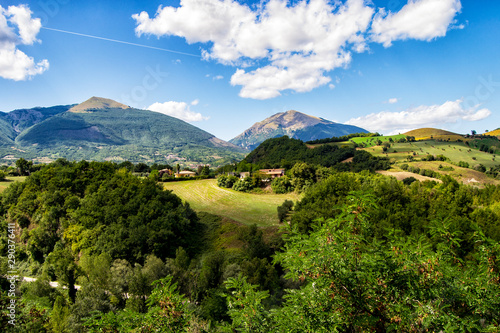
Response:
277,200,294,223
458,160,470,168
217,174,239,188
15,158,33,176
271,175,293,194
290,162,316,193
272,193,500,331
402,176,418,185
232,177,255,192
305,132,379,145
474,163,487,173
222,275,271,333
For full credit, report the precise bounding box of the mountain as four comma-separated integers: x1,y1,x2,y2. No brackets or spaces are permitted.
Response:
0,97,244,166
0,104,73,140
229,110,368,150
67,96,128,113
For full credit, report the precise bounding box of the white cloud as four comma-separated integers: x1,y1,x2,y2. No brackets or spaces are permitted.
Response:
345,99,491,133
0,5,48,81
133,0,462,99
371,0,462,47
387,98,398,104
147,100,209,122
133,0,374,99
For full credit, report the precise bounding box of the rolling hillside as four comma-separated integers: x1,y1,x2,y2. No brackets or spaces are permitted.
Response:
163,179,299,226
403,128,465,141
0,97,245,166
230,110,368,150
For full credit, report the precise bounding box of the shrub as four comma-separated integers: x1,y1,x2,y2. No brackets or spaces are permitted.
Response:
271,176,293,194
402,177,418,185
217,175,239,188
473,164,486,173
232,177,254,192
277,200,294,223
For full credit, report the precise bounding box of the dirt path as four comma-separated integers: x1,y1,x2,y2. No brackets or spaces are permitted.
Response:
376,171,442,183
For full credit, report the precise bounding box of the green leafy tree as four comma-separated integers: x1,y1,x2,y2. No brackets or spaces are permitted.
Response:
15,158,33,176
290,162,316,193
271,176,293,194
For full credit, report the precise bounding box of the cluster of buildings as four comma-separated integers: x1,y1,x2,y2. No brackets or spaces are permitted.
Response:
230,168,285,180
158,169,196,178
158,168,286,179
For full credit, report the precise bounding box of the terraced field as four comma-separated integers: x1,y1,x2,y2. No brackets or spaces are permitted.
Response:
365,140,498,169
163,179,300,226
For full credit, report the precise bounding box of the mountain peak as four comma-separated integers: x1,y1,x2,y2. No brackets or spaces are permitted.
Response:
68,97,129,113
230,110,368,150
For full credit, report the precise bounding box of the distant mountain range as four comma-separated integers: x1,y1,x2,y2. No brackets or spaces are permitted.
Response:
0,99,374,165
229,110,368,150
0,97,244,166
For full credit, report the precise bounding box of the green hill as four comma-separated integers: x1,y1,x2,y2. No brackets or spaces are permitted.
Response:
403,128,465,141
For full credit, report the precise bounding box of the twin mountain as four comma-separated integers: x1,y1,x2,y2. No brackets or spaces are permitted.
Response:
0,97,368,165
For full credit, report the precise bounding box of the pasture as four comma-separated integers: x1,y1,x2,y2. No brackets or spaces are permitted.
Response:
365,140,499,169
163,179,300,226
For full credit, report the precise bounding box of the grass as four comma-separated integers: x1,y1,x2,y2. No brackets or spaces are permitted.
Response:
403,128,465,141
363,140,500,186
0,176,26,192
364,140,499,169
163,179,300,227
307,134,406,148
485,129,500,136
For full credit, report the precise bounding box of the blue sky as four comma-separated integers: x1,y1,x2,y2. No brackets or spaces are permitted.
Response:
0,0,499,141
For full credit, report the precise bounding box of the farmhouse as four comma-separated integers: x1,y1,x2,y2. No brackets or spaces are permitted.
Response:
175,170,196,178
239,172,250,179
259,168,285,179
158,168,173,177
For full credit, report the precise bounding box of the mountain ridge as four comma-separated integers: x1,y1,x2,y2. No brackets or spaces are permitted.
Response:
230,110,368,150
0,97,244,166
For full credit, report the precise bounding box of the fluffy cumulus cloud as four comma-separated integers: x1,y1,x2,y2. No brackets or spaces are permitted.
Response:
133,0,462,99
147,100,209,122
371,0,462,47
0,5,48,81
345,99,491,134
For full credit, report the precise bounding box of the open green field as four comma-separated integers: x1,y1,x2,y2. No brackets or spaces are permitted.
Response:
364,140,499,169
349,134,406,147
163,179,300,226
308,134,406,148
0,176,26,192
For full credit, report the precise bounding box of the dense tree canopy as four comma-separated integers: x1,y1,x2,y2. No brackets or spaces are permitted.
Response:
1,159,500,332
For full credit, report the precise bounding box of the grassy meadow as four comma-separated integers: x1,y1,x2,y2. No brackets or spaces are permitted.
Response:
163,179,300,226
307,134,406,148
364,140,498,169
0,176,26,192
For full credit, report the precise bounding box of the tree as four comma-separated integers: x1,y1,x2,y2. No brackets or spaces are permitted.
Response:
16,158,33,176
290,162,316,193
